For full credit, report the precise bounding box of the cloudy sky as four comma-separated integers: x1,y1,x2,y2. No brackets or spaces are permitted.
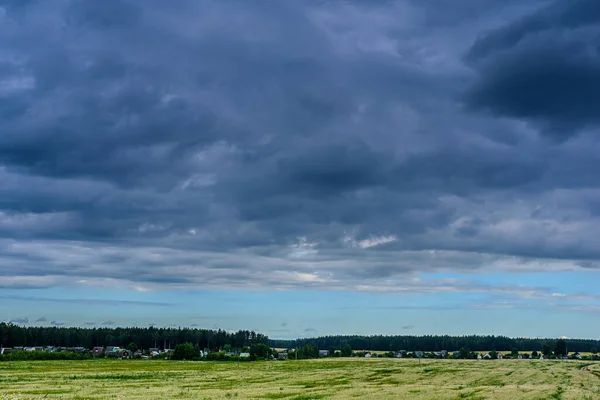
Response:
1,0,600,339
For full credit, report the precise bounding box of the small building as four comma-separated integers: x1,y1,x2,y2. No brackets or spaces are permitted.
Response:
92,347,104,357
415,351,424,358
278,352,288,360
497,353,503,360
105,346,121,357
318,350,328,357
239,352,250,358
364,353,372,358
395,350,406,358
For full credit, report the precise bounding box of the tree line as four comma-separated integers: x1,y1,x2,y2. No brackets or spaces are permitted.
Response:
0,323,268,350
270,335,600,353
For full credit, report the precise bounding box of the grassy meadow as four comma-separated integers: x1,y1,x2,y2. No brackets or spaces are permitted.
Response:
1,358,599,399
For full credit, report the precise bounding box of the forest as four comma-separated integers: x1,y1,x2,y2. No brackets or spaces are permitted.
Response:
3,323,600,354
0,322,268,350
270,335,600,353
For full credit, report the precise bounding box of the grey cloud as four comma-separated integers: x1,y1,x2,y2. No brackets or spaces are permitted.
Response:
0,0,599,294
0,295,173,307
10,317,28,324
50,320,65,326
84,321,96,326
402,325,415,330
34,317,47,322
101,320,115,326
465,0,600,139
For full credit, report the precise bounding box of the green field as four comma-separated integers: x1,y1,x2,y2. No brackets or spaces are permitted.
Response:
1,358,599,399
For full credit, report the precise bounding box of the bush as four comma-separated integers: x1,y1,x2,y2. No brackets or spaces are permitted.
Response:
0,351,91,361
172,343,200,361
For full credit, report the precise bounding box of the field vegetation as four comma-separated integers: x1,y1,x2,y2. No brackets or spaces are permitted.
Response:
1,358,600,399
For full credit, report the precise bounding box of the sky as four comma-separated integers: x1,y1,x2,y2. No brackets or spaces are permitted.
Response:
1,0,600,340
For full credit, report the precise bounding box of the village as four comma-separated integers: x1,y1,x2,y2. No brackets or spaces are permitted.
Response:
0,345,588,361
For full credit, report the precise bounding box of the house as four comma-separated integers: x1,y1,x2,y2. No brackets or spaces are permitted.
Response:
364,353,372,358
278,352,288,360
25,347,36,352
92,347,104,357
318,350,328,357
239,352,250,358
415,351,424,358
497,353,503,360
483,353,491,359
477,354,482,360
395,350,406,358
105,346,121,357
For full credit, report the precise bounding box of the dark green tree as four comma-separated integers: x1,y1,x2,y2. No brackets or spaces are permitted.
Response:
249,343,270,360
300,344,318,359
555,339,568,357
328,346,336,357
172,343,200,360
542,343,553,356
591,347,597,355
532,350,538,358
127,342,138,352
341,343,352,357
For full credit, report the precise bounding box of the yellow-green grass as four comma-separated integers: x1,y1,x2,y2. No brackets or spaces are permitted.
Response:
1,358,599,399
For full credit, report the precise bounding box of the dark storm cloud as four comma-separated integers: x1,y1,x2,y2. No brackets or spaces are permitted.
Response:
1,0,600,292
10,317,28,324
50,320,65,326
465,0,600,138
